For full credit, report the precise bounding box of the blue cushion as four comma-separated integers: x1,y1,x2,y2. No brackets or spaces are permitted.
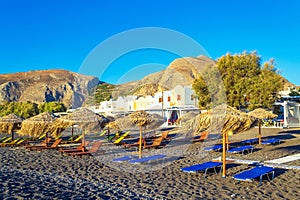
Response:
233,166,274,181
242,138,258,144
181,161,222,173
129,154,166,164
228,146,253,153
262,138,280,145
112,155,138,162
204,144,223,151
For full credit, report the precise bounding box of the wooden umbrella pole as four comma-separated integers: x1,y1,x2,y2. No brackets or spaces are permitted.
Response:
139,125,143,159
71,125,74,137
258,120,262,144
82,130,86,149
226,131,229,150
222,131,227,178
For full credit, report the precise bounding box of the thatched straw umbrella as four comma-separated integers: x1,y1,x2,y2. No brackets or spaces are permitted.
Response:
182,104,256,177
18,112,58,138
182,105,256,135
0,113,23,140
51,108,106,146
106,121,120,136
130,111,153,159
248,108,278,144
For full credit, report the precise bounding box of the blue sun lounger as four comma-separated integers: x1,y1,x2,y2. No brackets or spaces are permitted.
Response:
241,138,258,145
129,154,166,164
112,155,139,162
181,161,222,177
233,166,275,186
204,144,223,152
262,138,280,145
228,146,254,154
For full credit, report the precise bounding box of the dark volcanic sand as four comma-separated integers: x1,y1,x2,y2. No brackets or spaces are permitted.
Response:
0,128,299,199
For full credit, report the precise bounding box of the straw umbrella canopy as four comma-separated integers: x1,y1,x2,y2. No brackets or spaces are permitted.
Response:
129,111,153,159
248,108,278,144
18,112,58,138
0,113,24,140
182,105,256,178
248,108,278,119
51,108,106,145
115,113,164,130
113,112,164,158
106,121,120,135
182,105,256,135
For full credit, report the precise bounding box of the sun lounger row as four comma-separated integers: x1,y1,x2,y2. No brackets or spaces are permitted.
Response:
181,161,222,177
123,131,170,150
0,138,27,147
204,144,223,152
233,166,274,186
241,138,259,145
262,138,280,145
204,144,254,154
181,161,276,185
112,154,166,164
227,145,254,154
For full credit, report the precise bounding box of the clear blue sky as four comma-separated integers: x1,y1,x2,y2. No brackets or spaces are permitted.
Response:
0,0,299,85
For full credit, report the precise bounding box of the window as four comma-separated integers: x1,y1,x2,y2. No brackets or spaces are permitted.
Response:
159,97,162,103
168,96,171,102
177,95,181,101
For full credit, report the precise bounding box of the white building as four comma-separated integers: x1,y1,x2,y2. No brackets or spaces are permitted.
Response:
88,85,199,117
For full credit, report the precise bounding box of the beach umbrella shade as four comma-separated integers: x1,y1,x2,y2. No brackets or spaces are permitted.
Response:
248,108,278,144
0,113,23,140
18,112,58,138
129,111,154,159
51,108,105,146
182,105,256,178
182,105,256,135
106,121,120,136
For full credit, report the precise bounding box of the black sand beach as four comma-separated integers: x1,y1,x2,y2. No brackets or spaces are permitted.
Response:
0,128,299,199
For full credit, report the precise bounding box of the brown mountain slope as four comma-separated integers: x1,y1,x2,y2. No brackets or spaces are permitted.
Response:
0,70,99,108
113,55,216,97
112,55,296,98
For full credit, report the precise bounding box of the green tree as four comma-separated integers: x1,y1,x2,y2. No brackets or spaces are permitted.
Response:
0,101,39,118
38,102,66,113
247,60,283,109
193,64,226,109
193,52,283,110
289,91,300,96
85,83,115,105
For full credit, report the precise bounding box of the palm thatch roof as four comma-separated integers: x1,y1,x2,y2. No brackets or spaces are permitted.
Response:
0,113,23,134
18,112,58,137
112,111,164,130
106,121,121,131
51,108,108,135
248,108,278,119
182,105,256,134
130,111,153,127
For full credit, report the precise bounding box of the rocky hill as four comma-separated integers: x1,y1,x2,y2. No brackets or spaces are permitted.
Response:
112,55,216,97
112,55,295,98
0,70,99,108
0,55,296,107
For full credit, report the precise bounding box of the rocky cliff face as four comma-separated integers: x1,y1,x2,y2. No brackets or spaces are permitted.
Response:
113,55,216,97
0,70,99,108
112,55,295,98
